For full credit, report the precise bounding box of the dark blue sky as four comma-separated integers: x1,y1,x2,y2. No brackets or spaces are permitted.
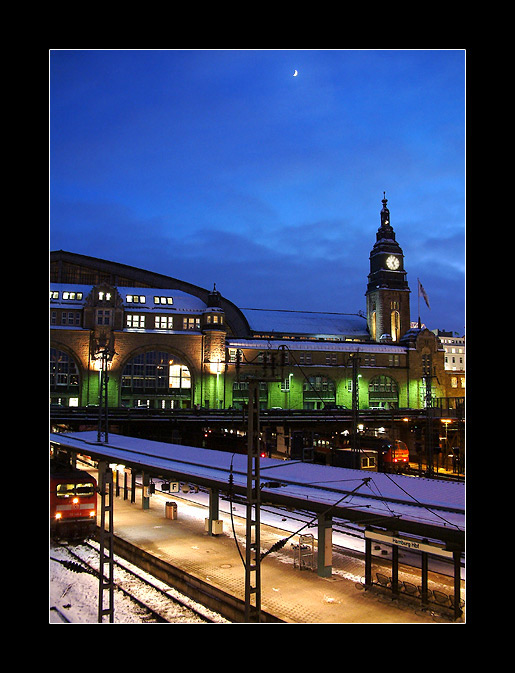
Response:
50,49,465,334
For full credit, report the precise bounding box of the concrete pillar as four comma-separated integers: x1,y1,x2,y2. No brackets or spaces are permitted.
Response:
206,488,220,536
364,534,372,587
142,472,150,510
317,512,332,578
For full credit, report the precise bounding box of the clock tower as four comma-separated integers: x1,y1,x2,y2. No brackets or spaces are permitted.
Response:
366,194,410,342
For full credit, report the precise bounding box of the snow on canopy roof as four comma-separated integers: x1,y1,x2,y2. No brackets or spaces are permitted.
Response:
241,308,369,338
50,431,464,543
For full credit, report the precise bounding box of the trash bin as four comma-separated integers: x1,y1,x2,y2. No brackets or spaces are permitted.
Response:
165,501,177,520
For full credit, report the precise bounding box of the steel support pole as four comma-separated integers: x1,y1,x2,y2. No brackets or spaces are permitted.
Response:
130,470,136,504
97,461,114,623
351,354,360,469
392,544,399,596
244,380,261,622
420,551,429,606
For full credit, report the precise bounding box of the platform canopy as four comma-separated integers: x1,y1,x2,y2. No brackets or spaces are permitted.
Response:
50,431,464,548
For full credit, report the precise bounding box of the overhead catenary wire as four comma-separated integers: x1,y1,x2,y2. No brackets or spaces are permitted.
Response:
259,476,371,562
381,471,462,530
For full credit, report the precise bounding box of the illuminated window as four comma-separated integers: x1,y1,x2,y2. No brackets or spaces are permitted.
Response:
391,310,400,342
62,291,83,300
422,354,431,376
122,351,192,395
169,364,191,389
126,295,146,303
183,317,200,330
56,482,95,498
155,316,174,329
126,314,145,328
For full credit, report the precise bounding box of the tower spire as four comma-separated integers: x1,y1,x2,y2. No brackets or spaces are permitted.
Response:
378,192,395,240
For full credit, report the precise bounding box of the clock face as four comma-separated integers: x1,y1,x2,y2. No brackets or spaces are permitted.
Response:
386,255,400,270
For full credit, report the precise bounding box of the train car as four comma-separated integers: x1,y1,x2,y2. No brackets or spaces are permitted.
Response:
382,439,410,469
50,460,97,541
330,447,379,471
315,434,410,473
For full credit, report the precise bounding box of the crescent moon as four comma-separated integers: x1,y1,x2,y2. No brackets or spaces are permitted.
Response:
293,70,298,76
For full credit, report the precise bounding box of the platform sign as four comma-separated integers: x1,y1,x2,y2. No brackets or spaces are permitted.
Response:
365,529,454,559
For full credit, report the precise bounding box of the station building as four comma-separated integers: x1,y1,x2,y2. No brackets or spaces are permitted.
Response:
50,197,464,414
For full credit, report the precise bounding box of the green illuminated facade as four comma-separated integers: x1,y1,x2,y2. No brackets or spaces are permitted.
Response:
50,198,463,413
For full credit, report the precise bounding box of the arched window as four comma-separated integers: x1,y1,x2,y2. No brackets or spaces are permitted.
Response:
368,375,399,409
50,348,79,388
391,310,400,342
370,311,377,340
121,350,192,408
50,347,80,405
303,376,336,409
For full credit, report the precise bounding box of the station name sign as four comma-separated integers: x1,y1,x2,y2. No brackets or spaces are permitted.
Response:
365,529,454,559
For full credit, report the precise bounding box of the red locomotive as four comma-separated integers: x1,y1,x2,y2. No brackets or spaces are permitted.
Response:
50,460,97,541
382,439,410,467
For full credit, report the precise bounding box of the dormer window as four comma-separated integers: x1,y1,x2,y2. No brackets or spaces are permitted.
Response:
98,291,112,301
126,294,146,304
154,296,174,305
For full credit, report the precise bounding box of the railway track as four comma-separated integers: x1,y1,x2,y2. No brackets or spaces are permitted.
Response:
51,540,228,623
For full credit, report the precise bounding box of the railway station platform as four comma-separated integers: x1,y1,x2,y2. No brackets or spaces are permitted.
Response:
102,482,464,624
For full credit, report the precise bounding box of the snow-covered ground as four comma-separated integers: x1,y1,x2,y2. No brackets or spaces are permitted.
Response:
50,538,229,624
51,545,152,623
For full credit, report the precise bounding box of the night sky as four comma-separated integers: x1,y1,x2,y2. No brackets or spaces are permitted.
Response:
50,49,465,335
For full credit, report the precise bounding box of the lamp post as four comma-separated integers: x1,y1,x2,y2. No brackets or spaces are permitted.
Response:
93,338,115,444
